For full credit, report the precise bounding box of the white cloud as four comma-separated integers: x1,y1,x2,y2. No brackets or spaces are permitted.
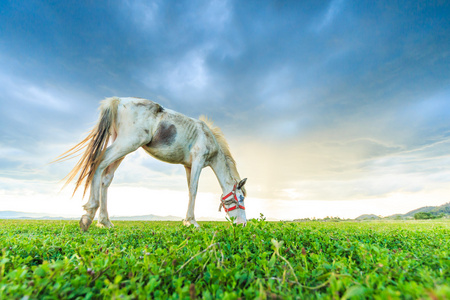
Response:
312,0,344,32
313,0,345,32
197,0,232,33
143,48,213,102
122,0,160,30
0,73,72,112
229,133,450,203
167,51,208,90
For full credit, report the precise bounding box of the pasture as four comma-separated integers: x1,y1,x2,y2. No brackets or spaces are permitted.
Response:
1,218,449,299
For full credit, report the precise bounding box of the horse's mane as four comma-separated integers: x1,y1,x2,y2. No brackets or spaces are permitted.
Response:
199,116,246,196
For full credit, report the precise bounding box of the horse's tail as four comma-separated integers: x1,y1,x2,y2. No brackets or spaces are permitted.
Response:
53,97,120,197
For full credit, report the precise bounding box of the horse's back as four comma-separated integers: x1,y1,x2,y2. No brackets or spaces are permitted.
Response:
132,100,217,166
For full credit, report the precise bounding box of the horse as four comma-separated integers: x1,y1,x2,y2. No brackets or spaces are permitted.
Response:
55,97,247,231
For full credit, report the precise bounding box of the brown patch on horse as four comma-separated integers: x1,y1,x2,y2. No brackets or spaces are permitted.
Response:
148,122,177,147
135,101,164,113
135,102,150,107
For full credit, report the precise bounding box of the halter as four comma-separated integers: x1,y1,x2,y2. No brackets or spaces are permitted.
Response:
219,184,245,212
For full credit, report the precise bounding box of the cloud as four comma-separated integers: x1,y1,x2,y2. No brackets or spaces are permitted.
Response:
1,76,72,113
314,0,345,31
1,0,450,219
143,48,211,99
122,0,160,30
229,132,450,202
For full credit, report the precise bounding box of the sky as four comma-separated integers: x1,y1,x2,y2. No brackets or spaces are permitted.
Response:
1,0,450,220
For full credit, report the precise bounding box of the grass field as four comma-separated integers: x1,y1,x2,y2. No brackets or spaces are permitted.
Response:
1,218,449,299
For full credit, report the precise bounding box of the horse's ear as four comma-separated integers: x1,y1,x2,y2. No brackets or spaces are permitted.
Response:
237,178,247,189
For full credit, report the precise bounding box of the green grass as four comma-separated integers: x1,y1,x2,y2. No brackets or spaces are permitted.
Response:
1,218,449,299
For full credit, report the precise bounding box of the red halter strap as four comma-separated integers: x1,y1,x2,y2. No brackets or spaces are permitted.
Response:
219,184,245,212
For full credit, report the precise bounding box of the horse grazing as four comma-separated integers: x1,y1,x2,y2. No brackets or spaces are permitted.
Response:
55,97,247,231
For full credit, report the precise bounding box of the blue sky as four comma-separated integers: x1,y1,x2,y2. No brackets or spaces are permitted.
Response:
1,0,450,219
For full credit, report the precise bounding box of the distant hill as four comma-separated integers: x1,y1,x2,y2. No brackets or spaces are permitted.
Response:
355,214,381,220
426,202,450,215
0,211,75,220
356,202,450,220
391,202,450,219
385,214,405,220
403,206,438,217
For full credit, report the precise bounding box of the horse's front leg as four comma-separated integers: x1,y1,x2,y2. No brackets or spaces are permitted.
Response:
183,162,203,227
97,158,123,228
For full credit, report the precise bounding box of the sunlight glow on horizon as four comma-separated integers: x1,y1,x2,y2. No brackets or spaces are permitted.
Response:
1,178,449,220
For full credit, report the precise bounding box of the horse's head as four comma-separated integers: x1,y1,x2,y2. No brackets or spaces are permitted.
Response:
220,178,247,226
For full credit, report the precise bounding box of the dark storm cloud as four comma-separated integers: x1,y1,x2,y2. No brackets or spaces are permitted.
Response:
1,0,449,201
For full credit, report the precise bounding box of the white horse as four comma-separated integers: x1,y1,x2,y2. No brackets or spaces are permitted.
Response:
56,97,247,231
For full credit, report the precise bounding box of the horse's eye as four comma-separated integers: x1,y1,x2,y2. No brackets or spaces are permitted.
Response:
238,195,244,202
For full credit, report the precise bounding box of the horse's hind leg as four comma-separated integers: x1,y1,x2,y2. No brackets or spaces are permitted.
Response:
97,158,124,228
80,185,101,231
80,138,142,231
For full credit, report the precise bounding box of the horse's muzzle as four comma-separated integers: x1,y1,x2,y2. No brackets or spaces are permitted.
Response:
234,217,247,227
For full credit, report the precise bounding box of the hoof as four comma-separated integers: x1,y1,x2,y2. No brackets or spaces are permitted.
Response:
80,215,93,232
183,219,200,228
97,220,114,228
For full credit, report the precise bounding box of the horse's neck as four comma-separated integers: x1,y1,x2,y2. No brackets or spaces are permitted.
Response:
210,152,236,195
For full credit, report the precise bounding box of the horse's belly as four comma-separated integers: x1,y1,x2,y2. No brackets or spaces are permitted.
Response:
142,115,199,166
142,145,189,165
